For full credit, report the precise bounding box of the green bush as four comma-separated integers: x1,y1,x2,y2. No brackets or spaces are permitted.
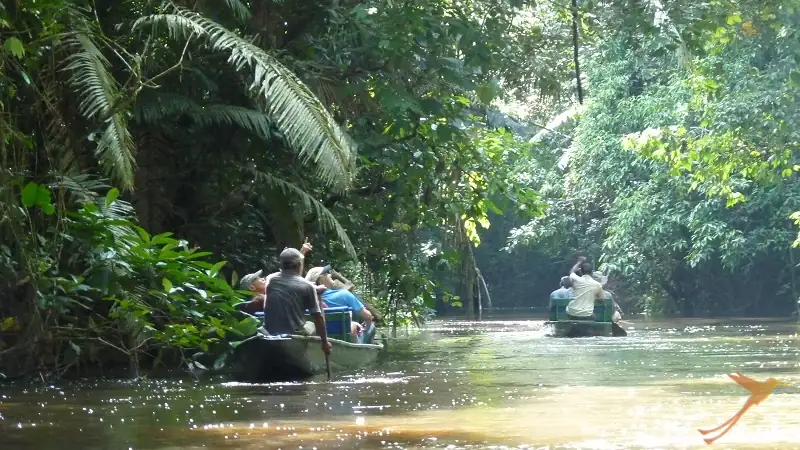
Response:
1,181,258,379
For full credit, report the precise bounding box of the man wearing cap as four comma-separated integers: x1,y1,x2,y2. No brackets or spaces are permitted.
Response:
237,270,269,315
262,248,331,354
236,241,317,314
305,265,375,344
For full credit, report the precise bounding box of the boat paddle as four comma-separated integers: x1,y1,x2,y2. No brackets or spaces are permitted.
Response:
325,353,332,381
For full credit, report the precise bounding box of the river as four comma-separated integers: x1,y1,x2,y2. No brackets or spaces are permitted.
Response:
1,318,798,449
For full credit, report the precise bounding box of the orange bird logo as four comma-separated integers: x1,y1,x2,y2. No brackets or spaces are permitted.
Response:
698,371,788,445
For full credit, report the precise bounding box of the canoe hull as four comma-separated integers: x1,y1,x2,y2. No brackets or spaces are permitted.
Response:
230,333,383,382
545,320,627,337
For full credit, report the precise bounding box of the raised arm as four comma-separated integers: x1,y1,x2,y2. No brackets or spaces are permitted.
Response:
570,256,586,275
300,237,313,256
569,256,586,285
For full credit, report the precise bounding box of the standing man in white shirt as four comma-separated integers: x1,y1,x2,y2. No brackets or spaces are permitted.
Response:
566,256,604,320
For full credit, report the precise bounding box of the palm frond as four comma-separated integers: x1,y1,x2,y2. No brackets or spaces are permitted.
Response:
134,8,356,193
251,169,357,259
97,196,137,219
134,92,200,124
50,173,110,204
224,0,251,22
134,93,275,141
196,105,274,139
62,33,137,190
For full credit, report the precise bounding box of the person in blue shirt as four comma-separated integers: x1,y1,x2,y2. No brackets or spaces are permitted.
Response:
305,265,375,343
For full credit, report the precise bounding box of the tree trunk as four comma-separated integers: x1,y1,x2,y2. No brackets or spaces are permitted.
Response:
571,0,584,104
463,241,477,320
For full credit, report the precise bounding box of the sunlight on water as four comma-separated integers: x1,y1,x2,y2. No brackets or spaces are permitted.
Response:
220,376,414,388
201,386,800,449
0,318,798,449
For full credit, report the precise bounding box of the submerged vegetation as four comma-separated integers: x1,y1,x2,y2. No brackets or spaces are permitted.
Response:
1,0,798,379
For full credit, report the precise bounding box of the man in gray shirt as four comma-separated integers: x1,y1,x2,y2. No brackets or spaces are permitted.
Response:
264,248,331,355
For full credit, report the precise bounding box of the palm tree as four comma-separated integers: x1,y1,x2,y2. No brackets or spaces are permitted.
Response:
36,1,359,255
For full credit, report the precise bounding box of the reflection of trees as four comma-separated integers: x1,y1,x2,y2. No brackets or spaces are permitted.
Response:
466,333,630,390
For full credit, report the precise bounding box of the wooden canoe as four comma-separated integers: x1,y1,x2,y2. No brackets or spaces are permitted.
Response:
230,330,383,382
547,292,627,337
545,320,609,337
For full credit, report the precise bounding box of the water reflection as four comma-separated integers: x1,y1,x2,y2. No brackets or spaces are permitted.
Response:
0,318,798,449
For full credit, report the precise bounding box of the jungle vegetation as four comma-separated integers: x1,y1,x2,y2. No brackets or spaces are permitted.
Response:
1,0,797,379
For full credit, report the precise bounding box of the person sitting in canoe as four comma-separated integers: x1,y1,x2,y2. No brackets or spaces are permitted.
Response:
305,265,376,344
549,276,572,311
316,267,383,326
237,271,268,315
566,256,604,320
550,276,572,302
262,248,332,355
589,270,627,336
236,239,323,314
590,271,622,323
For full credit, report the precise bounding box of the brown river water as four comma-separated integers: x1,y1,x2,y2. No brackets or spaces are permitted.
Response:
1,317,798,449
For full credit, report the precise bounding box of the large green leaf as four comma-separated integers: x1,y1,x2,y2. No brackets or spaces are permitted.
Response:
3,36,25,59
232,315,260,337
20,182,56,215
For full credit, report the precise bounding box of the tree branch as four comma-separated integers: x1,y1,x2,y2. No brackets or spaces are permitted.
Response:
142,32,195,88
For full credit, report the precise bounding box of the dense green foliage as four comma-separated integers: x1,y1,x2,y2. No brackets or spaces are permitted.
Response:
501,1,800,316
3,0,799,379
0,0,562,378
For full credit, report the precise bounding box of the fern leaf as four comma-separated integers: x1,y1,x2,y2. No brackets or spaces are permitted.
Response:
134,8,356,193
62,33,137,190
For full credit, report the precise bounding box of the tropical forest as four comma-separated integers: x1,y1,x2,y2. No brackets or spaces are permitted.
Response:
2,0,799,384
